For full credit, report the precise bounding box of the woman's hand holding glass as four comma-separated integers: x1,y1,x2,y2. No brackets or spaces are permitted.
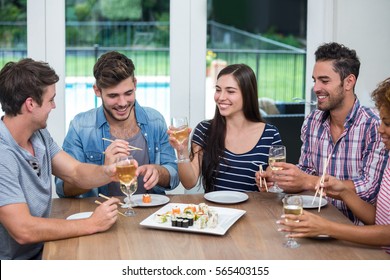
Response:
169,116,190,163
281,194,303,248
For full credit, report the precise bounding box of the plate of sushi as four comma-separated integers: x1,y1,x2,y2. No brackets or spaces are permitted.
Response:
204,190,249,204
140,202,246,235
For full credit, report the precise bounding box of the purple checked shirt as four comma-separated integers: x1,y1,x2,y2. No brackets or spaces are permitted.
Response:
298,98,389,224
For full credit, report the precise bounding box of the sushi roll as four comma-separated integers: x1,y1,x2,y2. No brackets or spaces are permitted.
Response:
186,213,194,226
198,203,209,215
142,194,152,203
154,214,167,223
172,205,181,215
176,218,183,227
182,219,189,228
208,210,218,228
171,217,177,227
195,214,208,229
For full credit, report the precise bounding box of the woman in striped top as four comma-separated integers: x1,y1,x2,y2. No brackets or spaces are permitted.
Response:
278,77,390,254
168,64,282,193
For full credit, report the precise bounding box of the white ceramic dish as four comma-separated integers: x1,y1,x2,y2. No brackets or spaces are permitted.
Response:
127,194,170,207
204,191,249,204
301,195,328,209
140,203,246,236
66,211,93,220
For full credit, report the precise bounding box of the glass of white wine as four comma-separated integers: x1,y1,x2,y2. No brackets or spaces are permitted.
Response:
282,194,303,248
268,145,286,193
171,116,190,163
116,155,138,216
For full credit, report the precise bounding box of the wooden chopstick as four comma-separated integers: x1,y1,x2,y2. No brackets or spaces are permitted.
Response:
98,193,125,206
102,137,143,151
94,200,126,217
259,165,268,192
312,154,332,211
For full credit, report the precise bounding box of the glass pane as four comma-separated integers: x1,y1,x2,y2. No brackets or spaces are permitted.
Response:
0,1,27,68
65,1,170,130
206,0,307,118
0,1,27,118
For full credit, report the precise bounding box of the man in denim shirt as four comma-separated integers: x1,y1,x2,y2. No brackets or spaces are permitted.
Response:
56,51,179,197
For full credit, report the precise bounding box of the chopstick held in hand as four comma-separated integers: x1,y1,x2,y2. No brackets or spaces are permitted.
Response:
94,200,126,217
102,137,142,151
98,193,125,206
259,165,268,192
312,154,332,212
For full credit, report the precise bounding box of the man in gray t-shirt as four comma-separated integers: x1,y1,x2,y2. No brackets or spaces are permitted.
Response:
0,58,121,259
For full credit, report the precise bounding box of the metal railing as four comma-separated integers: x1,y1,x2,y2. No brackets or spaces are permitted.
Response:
0,20,305,101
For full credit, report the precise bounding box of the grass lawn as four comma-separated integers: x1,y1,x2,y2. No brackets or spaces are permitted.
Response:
1,50,305,102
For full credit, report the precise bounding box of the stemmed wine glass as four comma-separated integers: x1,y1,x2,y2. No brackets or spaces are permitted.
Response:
116,155,138,216
268,145,286,193
282,194,303,248
171,116,190,163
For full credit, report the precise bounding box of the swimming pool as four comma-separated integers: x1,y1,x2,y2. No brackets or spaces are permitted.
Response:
65,77,170,131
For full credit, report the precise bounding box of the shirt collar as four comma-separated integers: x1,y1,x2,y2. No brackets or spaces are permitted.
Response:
320,96,360,128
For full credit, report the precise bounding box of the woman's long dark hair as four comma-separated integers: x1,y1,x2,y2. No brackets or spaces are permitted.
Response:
198,64,264,192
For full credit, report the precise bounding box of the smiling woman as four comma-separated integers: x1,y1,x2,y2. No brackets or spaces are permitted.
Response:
65,76,170,131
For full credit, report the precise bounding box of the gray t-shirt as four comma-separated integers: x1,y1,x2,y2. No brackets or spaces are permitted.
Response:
0,120,61,259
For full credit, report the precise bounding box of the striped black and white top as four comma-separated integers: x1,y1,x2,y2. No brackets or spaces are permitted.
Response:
192,120,282,192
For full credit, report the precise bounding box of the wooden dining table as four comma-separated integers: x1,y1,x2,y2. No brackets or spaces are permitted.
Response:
43,192,390,260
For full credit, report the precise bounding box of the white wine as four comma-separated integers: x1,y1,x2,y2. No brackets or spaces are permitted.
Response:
120,182,138,196
269,156,286,170
117,164,136,185
283,205,303,215
172,126,189,144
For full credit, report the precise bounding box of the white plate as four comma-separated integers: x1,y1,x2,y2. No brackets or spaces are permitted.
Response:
66,211,93,220
127,194,170,207
301,195,328,209
204,191,249,204
140,203,246,236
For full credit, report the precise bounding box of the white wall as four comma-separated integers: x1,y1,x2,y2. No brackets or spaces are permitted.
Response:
27,0,66,146
306,0,390,111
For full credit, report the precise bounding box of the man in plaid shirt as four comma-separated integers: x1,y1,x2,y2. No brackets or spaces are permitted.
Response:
262,42,388,224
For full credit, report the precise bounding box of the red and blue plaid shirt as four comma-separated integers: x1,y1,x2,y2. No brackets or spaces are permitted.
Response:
298,98,389,224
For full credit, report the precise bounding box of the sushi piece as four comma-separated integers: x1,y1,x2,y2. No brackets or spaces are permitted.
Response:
198,203,209,215
195,214,208,229
142,194,152,203
154,214,167,223
186,213,194,226
172,205,181,215
207,210,218,228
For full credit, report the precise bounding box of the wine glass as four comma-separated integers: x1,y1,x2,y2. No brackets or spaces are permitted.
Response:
171,116,190,163
282,194,303,248
116,155,138,216
268,145,286,193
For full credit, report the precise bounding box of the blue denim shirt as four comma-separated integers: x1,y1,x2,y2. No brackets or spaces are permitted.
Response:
55,101,179,197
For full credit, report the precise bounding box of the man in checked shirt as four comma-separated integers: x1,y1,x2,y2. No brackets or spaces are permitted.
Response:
258,42,388,224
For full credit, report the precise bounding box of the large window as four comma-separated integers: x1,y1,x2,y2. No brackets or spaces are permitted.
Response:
65,1,170,129
0,1,27,69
